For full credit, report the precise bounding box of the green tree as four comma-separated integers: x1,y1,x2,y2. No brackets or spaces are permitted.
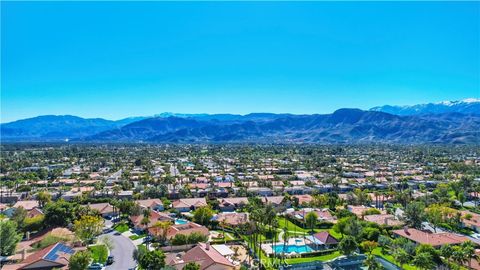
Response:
333,217,349,238
404,202,425,229
11,206,27,229
360,240,377,254
69,250,92,270
44,200,76,227
413,252,435,270
339,235,357,256
364,254,382,270
193,206,214,226
37,191,52,207
137,249,166,270
305,212,318,233
425,205,443,233
74,215,104,244
183,262,200,270
0,220,21,256
461,241,476,269
393,248,410,269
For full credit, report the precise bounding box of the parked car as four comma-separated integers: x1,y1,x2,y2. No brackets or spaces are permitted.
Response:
106,256,114,265
88,263,105,270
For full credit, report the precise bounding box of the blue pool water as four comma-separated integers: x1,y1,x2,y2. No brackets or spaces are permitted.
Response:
273,244,313,254
175,219,188,225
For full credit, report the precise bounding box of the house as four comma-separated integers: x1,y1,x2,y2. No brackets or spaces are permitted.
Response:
87,203,115,218
287,208,336,223
212,212,249,226
363,214,404,227
27,208,44,219
130,211,174,231
293,194,314,205
461,210,480,232
13,200,39,211
136,199,164,212
218,197,249,211
247,187,273,196
166,242,235,270
2,242,75,270
165,222,209,239
347,205,385,218
306,231,339,249
392,227,470,247
172,198,207,212
262,196,286,207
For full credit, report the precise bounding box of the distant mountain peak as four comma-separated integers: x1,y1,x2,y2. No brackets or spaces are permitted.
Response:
437,98,480,106
370,98,480,116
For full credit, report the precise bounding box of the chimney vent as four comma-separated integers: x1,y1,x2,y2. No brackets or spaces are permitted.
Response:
206,242,210,250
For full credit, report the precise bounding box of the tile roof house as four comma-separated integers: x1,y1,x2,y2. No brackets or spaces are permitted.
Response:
311,231,339,248
461,210,480,232
166,242,235,270
293,194,314,205
262,196,285,206
87,202,115,218
3,242,75,270
165,222,210,240
363,214,404,227
347,205,385,218
172,198,207,212
136,199,164,212
288,208,337,223
213,212,249,226
218,197,249,211
130,210,174,230
393,228,470,247
26,208,44,219
13,201,39,211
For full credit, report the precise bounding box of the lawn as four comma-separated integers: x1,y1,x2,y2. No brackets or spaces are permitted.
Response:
129,233,147,240
88,245,108,264
277,217,309,233
317,228,342,240
372,247,418,270
211,230,237,241
285,251,342,264
113,223,129,233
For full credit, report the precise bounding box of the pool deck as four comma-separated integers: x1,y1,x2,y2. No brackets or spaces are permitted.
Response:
261,238,309,255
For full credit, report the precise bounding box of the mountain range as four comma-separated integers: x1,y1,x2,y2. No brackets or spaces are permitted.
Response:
370,98,480,116
1,99,479,144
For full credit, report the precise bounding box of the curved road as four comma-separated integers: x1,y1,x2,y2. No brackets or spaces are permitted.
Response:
100,231,137,270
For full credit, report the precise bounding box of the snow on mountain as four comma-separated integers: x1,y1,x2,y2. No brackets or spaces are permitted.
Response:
370,98,480,115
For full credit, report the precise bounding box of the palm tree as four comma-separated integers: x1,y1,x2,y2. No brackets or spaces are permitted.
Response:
462,241,476,269
413,252,435,270
220,219,227,244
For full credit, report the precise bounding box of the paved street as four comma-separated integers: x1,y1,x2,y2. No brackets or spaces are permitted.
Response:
100,231,137,270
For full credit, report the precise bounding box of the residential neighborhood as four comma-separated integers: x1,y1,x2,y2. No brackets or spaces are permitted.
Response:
1,144,479,270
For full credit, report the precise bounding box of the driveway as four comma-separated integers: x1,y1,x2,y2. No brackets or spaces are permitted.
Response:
100,231,137,270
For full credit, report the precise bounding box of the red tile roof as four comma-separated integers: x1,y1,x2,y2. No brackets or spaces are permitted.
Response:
393,228,469,247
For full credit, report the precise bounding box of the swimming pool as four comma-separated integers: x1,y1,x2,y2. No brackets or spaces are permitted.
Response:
273,244,313,254
175,219,188,225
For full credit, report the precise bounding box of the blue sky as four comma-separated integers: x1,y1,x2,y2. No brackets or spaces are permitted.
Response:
1,1,479,122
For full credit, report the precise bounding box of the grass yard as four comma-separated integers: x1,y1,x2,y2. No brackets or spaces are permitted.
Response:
317,228,342,240
88,245,108,264
113,223,129,233
285,251,342,264
277,217,310,233
129,233,147,240
372,248,418,270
